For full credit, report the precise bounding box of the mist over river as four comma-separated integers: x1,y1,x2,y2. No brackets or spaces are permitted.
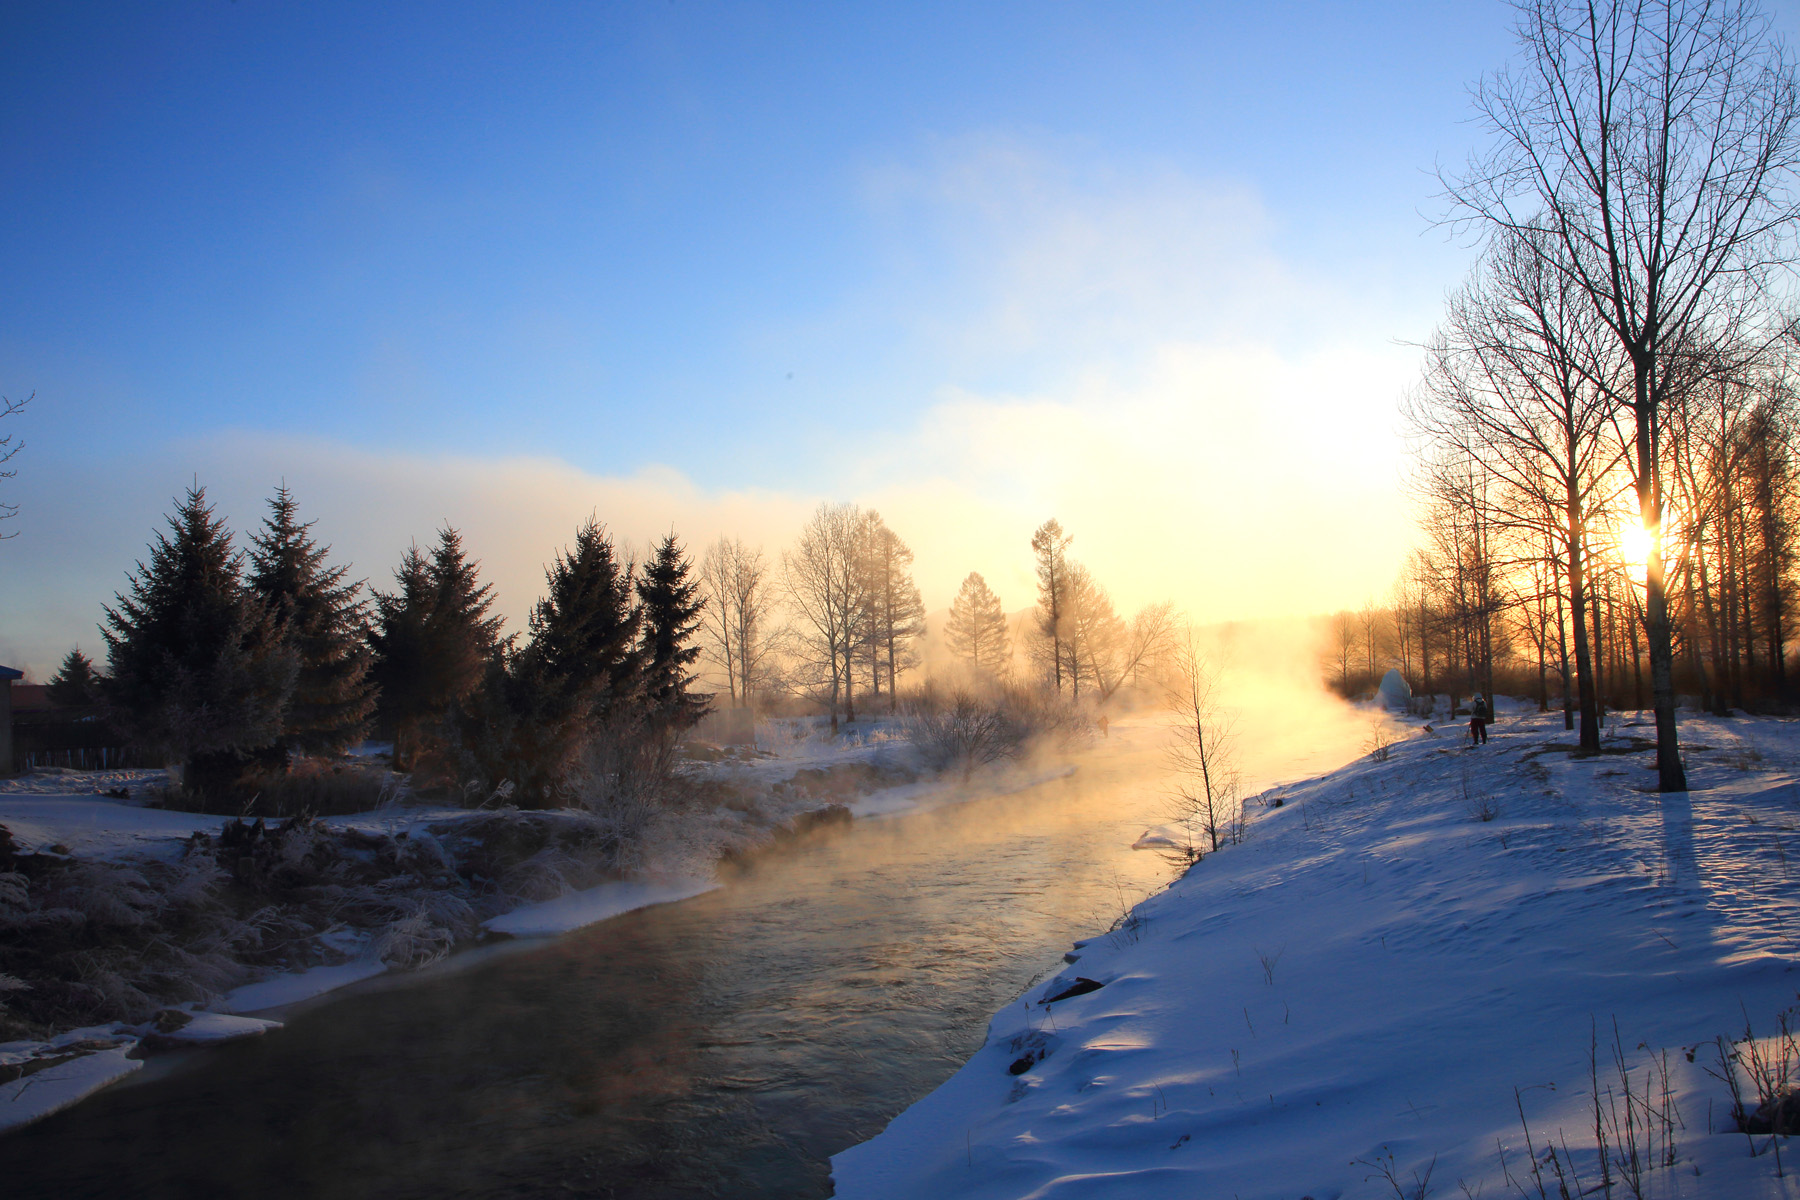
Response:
3,697,1375,1199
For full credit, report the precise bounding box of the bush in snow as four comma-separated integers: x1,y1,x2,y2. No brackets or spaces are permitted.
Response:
905,690,1023,780
903,682,1089,778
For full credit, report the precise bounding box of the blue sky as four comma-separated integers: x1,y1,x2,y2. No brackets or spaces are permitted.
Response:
0,1,1643,673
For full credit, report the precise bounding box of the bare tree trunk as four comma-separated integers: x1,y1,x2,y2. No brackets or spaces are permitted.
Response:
1567,512,1600,751
1632,371,1685,785
1555,564,1574,731
1598,561,1612,734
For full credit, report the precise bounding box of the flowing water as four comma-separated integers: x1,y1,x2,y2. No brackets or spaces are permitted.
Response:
3,707,1368,1199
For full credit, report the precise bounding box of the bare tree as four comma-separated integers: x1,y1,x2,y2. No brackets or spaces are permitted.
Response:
1165,633,1240,856
858,511,925,704
699,536,773,707
1446,0,1800,789
1358,597,1386,683
945,571,1012,676
783,502,869,730
1388,576,1419,687
1062,562,1118,701
1408,226,1633,752
1328,611,1358,694
0,392,29,539
1118,601,1181,693
1087,598,1179,701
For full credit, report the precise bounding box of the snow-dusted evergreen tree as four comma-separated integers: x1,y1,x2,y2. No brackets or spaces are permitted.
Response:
945,572,1011,677
46,648,103,707
368,528,503,769
636,533,708,732
246,486,375,756
101,486,297,792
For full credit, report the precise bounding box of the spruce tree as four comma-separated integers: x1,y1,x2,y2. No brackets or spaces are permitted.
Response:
101,486,297,791
46,648,102,707
528,518,641,715
369,545,435,769
472,519,644,804
426,525,505,688
636,533,708,731
246,486,376,756
368,527,503,769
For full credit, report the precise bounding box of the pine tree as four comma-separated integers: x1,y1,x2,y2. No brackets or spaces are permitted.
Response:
101,486,297,790
368,544,433,768
368,527,503,769
637,533,708,731
46,648,102,708
945,572,1011,676
529,518,641,714
246,486,376,756
480,519,643,804
427,525,506,697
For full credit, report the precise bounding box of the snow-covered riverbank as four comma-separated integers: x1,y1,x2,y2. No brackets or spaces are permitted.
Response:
833,711,1800,1199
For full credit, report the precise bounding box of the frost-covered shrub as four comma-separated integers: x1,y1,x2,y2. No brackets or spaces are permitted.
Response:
372,912,454,969
902,684,1088,777
906,690,1024,779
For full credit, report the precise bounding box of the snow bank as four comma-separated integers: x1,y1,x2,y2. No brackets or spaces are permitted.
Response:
0,793,473,864
149,1011,282,1044
483,876,719,937
0,1042,140,1134
216,960,390,1015
0,796,236,861
833,712,1800,1200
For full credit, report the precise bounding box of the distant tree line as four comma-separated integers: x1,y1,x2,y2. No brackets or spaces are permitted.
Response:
44,477,1179,796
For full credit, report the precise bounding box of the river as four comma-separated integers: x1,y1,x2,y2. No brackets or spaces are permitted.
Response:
2,703,1369,1198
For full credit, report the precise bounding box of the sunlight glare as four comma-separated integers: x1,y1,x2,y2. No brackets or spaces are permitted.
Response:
1621,520,1652,576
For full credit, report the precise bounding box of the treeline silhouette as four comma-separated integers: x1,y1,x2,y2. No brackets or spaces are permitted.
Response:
75,485,706,811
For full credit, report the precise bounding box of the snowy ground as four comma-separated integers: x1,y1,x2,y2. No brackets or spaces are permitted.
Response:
832,711,1800,1200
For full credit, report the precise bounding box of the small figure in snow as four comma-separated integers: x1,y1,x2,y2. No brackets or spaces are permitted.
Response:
1098,715,1110,738
1469,694,1491,745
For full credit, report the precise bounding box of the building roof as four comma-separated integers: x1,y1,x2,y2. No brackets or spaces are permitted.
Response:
0,666,22,682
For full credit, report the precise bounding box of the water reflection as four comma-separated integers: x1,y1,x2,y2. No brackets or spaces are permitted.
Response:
3,710,1366,1199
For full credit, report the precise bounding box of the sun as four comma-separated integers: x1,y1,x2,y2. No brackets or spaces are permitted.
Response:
1620,521,1652,574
